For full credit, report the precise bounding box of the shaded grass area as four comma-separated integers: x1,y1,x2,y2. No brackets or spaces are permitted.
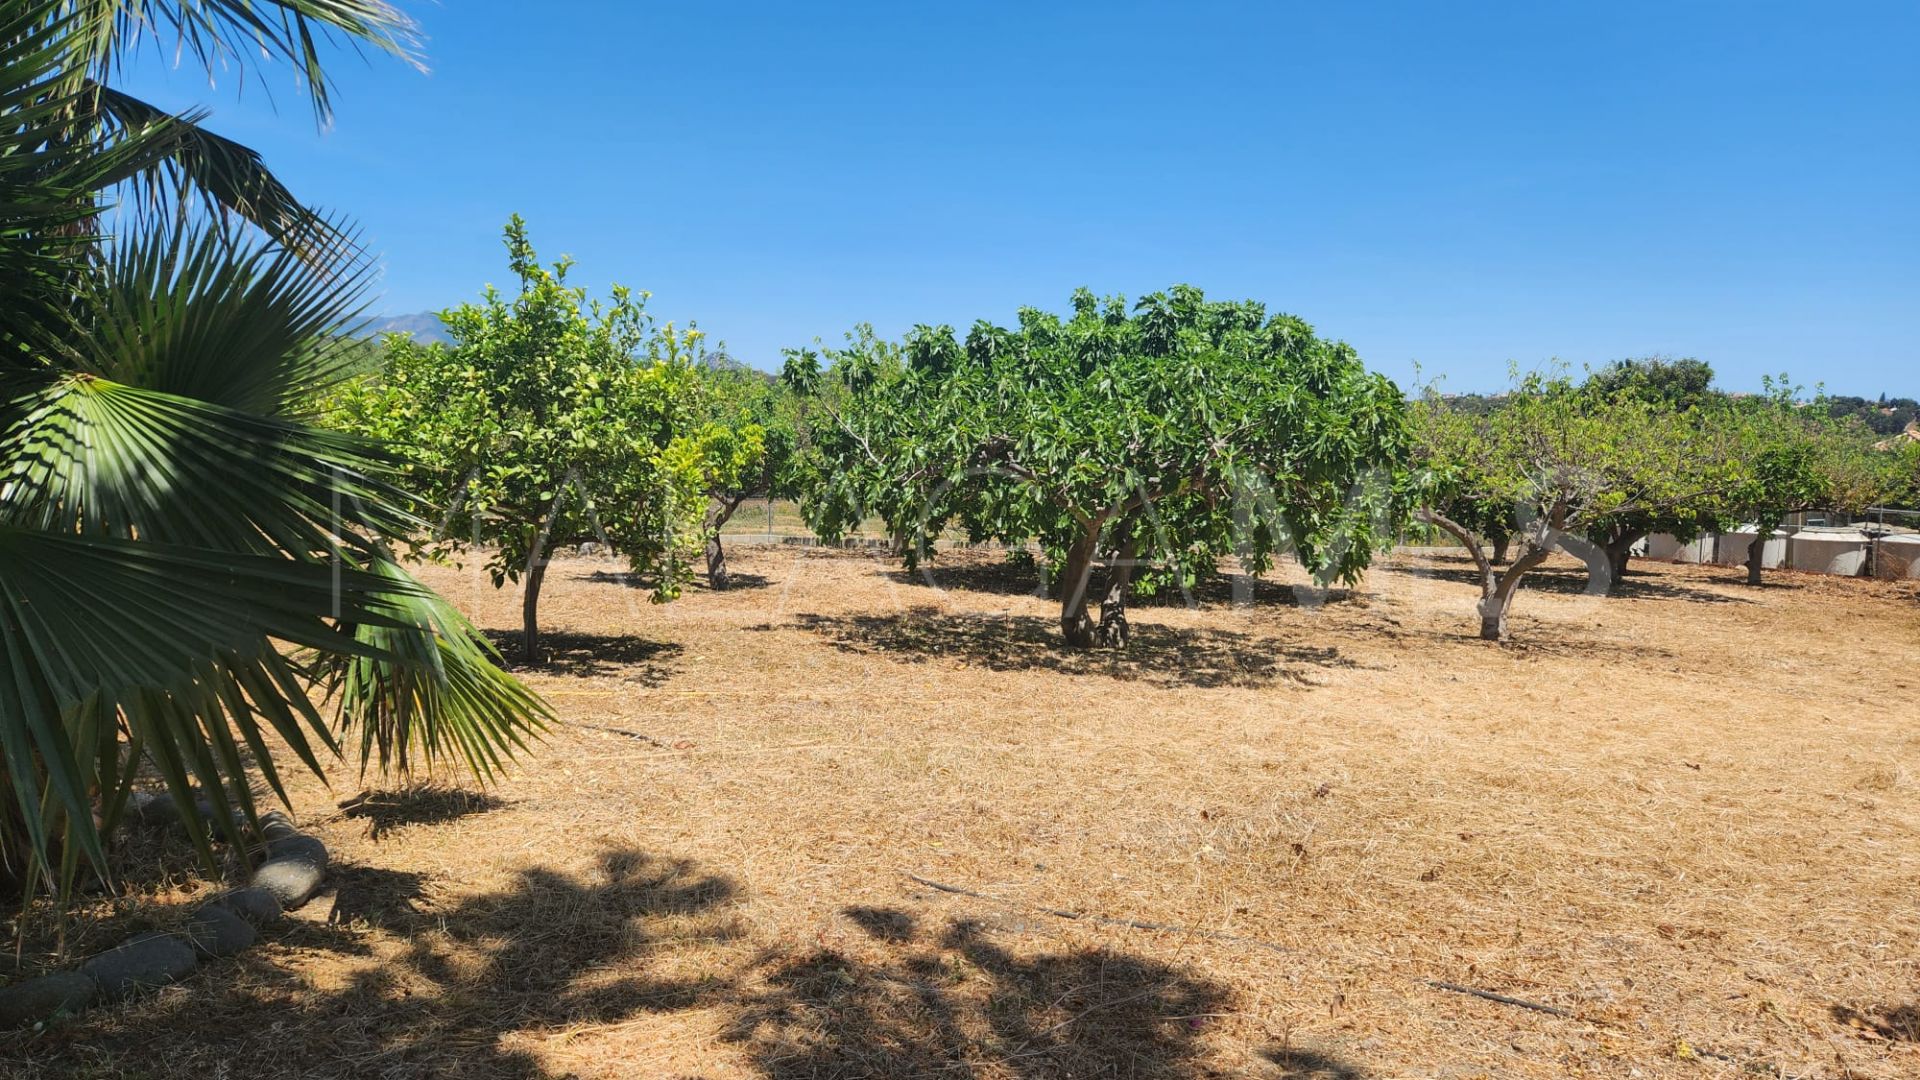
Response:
884,553,1355,609
9,845,1357,1080
1374,554,1758,605
794,608,1358,689
10,848,738,1079
484,629,682,683
586,568,775,592
723,905,1277,1079
339,786,508,841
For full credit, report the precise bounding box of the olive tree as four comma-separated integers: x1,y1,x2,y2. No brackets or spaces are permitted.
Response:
793,287,1415,648
326,217,706,660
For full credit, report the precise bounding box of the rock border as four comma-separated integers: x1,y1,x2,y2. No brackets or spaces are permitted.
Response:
0,802,328,1030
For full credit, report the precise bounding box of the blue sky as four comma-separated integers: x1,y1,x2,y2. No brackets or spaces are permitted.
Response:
120,2,1917,396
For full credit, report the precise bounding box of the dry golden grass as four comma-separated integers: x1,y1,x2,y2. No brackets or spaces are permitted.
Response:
6,546,1920,1079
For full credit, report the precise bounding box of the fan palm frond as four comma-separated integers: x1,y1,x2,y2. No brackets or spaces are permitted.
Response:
0,525,420,878
2,4,114,355
1,0,557,908
324,558,550,783
63,221,375,411
88,84,347,256
0,372,419,554
71,0,422,125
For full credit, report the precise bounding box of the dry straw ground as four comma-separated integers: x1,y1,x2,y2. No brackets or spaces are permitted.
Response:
6,545,1919,1079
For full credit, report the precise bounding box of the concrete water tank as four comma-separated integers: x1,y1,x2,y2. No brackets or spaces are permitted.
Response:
1788,528,1873,576
1876,534,1920,580
1714,526,1789,568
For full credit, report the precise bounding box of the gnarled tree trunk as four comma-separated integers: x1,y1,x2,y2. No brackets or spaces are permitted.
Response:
704,493,748,590
1547,530,1611,596
1489,532,1511,564
1094,528,1141,648
1746,532,1766,586
1417,507,1563,643
1600,529,1644,594
1058,526,1101,649
1475,540,1554,640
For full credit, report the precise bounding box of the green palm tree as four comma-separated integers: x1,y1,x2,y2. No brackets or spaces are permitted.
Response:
1,2,548,904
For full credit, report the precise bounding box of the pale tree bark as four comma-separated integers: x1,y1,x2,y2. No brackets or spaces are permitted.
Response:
1478,541,1554,640
1554,531,1615,597
1599,529,1644,594
1417,506,1569,642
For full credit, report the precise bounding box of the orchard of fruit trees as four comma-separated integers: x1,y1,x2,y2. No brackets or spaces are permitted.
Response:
321,231,1918,651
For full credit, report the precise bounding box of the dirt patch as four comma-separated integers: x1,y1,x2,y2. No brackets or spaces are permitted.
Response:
7,546,1919,1078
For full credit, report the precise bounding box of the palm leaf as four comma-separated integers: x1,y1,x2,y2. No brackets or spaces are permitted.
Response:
71,0,421,126
0,372,419,555
86,84,352,258
0,524,420,880
61,221,374,412
322,558,550,783
1,2,557,908
0,4,111,355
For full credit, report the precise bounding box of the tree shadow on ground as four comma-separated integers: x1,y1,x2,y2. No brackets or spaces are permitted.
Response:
1265,1047,1372,1078
1362,612,1689,665
886,556,1052,597
793,608,1359,689
721,905,1368,1079
484,629,682,682
6,852,1367,1079
6,847,745,1079
338,786,508,841
1377,556,1755,605
699,572,773,591
889,557,1355,610
325,864,433,928
1832,1002,1920,1042
583,568,774,592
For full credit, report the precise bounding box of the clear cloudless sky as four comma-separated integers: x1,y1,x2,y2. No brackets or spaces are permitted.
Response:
117,1,1918,396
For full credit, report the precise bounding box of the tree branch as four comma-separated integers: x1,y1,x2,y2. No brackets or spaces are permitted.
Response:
1415,508,1495,594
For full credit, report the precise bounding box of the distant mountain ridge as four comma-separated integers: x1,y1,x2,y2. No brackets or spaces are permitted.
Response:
697,349,774,380
362,311,451,344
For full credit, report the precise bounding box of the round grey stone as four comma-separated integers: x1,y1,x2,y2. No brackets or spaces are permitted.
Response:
123,791,181,828
0,972,98,1028
79,933,198,996
257,810,300,845
264,832,327,864
183,903,256,957
251,838,328,910
210,886,284,925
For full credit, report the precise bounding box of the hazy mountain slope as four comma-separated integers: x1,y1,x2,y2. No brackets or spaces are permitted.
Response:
363,312,451,344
